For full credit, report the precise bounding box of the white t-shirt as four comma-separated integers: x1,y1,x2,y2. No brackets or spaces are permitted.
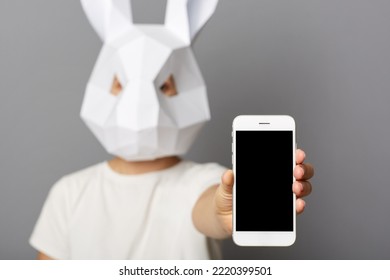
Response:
29,161,227,260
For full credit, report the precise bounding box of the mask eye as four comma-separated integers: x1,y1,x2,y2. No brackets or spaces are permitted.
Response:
110,75,122,96
160,75,178,97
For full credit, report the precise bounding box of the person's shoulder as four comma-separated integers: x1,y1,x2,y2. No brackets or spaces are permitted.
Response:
51,162,105,195
61,162,105,182
178,160,228,183
180,161,227,173
173,161,227,195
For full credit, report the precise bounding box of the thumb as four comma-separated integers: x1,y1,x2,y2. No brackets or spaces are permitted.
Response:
215,170,234,214
219,170,234,195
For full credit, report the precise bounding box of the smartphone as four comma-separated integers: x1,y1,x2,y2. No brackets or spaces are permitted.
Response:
232,115,296,246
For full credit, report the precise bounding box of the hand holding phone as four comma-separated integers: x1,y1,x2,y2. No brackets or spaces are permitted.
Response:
232,115,296,246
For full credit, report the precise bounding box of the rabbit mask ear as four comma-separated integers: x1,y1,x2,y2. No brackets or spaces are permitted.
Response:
165,0,219,45
81,0,133,42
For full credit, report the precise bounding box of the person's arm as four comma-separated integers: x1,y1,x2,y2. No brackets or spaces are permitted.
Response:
192,149,314,239
192,173,232,239
37,251,55,260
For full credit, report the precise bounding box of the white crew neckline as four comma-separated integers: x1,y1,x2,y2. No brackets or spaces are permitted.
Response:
102,159,188,182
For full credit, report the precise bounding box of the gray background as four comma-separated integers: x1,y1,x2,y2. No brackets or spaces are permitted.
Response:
1,0,390,259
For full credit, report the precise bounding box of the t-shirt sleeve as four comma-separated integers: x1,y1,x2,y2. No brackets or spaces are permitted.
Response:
185,162,228,259
192,162,228,201
29,177,71,259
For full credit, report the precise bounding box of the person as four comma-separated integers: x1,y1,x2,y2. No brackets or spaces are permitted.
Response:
30,0,315,260
30,76,314,260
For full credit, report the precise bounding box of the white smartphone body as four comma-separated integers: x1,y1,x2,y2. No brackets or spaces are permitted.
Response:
232,115,296,246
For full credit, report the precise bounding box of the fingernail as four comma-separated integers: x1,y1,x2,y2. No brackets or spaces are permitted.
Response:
300,183,304,193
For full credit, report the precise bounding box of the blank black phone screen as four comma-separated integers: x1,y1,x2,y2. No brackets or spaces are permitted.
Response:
235,131,293,231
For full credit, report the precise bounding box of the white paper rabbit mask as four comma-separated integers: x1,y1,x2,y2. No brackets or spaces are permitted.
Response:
80,0,218,161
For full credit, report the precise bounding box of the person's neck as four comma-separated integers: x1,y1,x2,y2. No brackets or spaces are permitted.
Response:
108,156,181,175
